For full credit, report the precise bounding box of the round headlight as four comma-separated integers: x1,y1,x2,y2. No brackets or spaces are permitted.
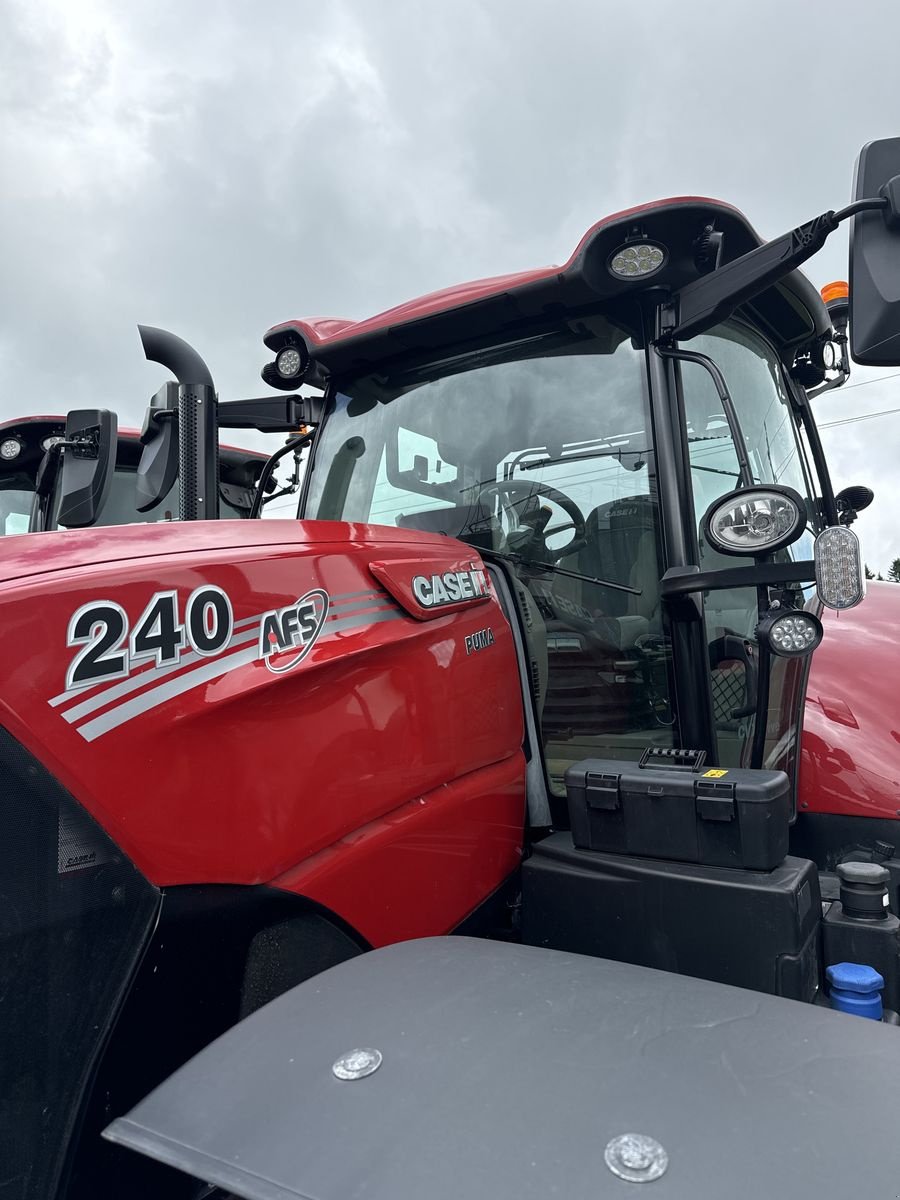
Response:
275,345,306,380
758,609,824,658
0,437,22,461
41,435,66,451
608,241,667,280
703,485,807,557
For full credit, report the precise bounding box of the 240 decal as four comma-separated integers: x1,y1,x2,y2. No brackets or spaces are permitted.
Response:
66,586,235,690
65,586,334,692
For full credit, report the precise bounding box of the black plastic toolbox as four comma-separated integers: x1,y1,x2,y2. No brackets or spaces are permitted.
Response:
566,747,790,871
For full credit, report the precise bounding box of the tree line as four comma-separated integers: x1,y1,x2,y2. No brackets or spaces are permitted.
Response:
865,561,900,582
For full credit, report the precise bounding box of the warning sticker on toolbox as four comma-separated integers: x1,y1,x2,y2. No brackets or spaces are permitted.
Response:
702,769,729,778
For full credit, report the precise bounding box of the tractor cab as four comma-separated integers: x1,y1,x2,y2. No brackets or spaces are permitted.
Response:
285,202,841,821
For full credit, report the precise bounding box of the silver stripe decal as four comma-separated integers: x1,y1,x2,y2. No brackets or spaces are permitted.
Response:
61,626,262,724
50,593,390,710
75,607,405,742
49,613,263,708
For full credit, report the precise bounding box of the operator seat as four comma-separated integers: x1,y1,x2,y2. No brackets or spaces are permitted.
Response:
556,495,661,637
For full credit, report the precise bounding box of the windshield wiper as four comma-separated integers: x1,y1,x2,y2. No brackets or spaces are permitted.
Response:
479,546,641,595
521,446,649,470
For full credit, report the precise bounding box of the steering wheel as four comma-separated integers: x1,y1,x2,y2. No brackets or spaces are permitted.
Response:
476,479,586,562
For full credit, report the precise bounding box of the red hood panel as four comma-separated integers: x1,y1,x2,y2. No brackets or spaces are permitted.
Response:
0,520,444,585
0,522,525,945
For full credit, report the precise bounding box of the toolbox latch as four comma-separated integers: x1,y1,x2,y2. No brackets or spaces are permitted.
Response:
585,772,621,811
695,779,736,822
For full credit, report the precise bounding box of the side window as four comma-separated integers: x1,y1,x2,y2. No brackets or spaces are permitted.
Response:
1,490,33,535
682,322,819,768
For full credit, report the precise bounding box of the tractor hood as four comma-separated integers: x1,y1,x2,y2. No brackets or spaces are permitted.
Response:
105,937,900,1200
0,519,433,586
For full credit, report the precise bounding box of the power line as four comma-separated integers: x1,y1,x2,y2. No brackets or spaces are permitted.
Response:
833,370,900,393
818,404,900,430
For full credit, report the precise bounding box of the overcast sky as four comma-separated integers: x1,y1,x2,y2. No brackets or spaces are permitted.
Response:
2,0,900,566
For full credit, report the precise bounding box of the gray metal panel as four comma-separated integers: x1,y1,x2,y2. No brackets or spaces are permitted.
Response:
106,936,900,1200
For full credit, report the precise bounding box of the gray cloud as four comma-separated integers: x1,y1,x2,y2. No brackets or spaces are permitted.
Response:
2,0,900,564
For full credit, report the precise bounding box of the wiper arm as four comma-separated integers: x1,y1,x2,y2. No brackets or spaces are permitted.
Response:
521,446,649,470
479,547,641,596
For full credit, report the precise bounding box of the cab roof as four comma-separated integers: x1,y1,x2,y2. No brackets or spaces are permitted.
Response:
265,197,831,381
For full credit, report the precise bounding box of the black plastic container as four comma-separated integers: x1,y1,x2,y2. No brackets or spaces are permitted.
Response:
521,834,821,1001
566,749,790,871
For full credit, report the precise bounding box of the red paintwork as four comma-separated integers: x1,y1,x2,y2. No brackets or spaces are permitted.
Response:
0,521,525,945
799,581,900,820
265,196,748,359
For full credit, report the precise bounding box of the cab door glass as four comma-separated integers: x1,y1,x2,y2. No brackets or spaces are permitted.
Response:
303,331,677,796
682,322,819,768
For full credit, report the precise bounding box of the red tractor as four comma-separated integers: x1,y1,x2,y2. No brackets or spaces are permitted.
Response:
5,138,900,1199
0,411,272,534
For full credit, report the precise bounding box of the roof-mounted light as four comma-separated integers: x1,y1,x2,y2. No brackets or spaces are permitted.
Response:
608,241,667,280
262,339,311,392
702,485,807,557
275,345,306,380
41,435,66,452
0,437,23,461
821,280,849,306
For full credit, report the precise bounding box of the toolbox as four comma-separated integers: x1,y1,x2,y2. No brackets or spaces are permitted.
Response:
566,747,790,871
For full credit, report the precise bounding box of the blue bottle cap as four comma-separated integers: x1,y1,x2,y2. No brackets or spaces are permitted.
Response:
826,962,885,994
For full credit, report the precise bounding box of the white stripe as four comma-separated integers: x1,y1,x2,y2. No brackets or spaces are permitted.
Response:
61,626,261,724
49,613,263,709
49,592,389,710
76,607,405,742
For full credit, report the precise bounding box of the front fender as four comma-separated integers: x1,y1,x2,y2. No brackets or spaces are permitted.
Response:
799,581,900,820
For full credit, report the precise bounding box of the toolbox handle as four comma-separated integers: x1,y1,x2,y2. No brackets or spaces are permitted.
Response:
638,747,707,772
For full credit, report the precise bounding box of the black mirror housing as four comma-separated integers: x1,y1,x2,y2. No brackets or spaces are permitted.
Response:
56,409,117,528
849,137,900,365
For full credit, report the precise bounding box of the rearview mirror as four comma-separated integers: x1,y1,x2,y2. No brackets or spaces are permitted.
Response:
56,409,117,528
849,137,900,365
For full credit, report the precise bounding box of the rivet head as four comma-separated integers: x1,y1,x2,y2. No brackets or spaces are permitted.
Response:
332,1047,382,1080
604,1134,668,1183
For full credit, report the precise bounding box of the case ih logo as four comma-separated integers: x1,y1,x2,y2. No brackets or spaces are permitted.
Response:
259,588,329,674
411,567,489,609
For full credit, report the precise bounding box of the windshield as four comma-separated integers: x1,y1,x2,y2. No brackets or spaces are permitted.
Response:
304,325,677,795
681,320,821,770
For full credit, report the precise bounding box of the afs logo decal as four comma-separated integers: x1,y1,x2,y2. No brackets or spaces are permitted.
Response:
259,589,329,674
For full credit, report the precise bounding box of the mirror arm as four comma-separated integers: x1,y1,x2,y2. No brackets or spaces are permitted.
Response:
249,430,315,519
833,196,890,222
665,196,889,344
